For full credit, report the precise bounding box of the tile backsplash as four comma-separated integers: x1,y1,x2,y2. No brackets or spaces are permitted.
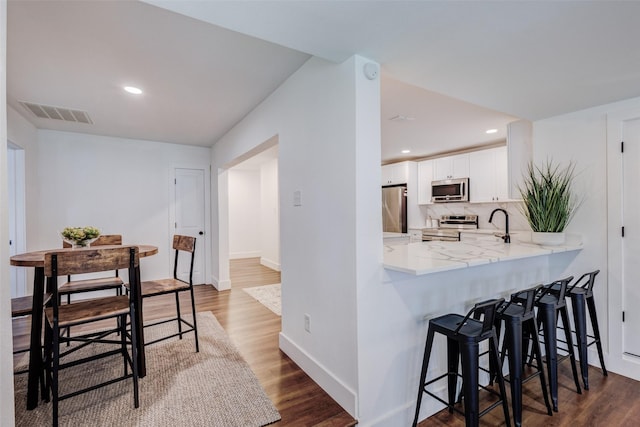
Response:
419,201,529,232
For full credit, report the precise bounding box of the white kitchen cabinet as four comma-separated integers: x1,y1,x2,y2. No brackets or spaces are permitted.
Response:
432,153,469,181
381,161,410,185
469,146,509,202
417,160,433,204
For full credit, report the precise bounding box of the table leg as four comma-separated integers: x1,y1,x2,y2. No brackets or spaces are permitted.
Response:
26,267,44,410
133,265,146,377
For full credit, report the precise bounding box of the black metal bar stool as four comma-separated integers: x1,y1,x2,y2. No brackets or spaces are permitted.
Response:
412,299,511,427
534,276,582,412
493,285,552,427
555,270,607,389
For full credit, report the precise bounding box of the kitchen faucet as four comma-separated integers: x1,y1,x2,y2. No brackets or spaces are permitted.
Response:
489,208,510,243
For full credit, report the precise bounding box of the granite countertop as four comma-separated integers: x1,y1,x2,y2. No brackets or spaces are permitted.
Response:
383,234,583,275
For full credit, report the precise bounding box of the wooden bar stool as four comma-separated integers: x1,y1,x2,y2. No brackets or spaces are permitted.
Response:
412,299,511,427
534,276,582,412
59,234,124,304
126,235,199,351
12,294,51,390
494,285,552,427
43,247,141,427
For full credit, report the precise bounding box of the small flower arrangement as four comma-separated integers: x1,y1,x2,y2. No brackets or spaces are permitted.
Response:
61,226,100,247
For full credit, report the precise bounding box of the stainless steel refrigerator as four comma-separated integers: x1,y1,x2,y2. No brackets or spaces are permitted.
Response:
382,185,407,233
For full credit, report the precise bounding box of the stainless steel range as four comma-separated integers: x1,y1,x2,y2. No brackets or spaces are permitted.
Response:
422,215,478,241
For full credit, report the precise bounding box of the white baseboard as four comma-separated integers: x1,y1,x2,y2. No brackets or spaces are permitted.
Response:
359,401,431,427
229,250,261,259
211,275,230,291
279,332,357,419
260,257,281,272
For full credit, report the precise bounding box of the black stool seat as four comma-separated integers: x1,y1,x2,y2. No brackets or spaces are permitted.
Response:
413,299,511,427
551,271,607,390
494,285,552,427
535,277,582,412
429,313,493,340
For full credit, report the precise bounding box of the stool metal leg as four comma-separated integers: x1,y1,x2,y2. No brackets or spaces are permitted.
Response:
460,342,480,426
504,318,523,427
539,305,559,411
413,328,435,427
491,330,512,427
447,338,460,411
570,292,590,389
586,295,608,376
525,318,553,416
559,306,582,395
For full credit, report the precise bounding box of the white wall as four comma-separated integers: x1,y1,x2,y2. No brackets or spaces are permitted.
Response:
28,130,211,283
210,55,381,419
260,157,280,271
0,1,17,422
228,169,261,259
533,95,640,381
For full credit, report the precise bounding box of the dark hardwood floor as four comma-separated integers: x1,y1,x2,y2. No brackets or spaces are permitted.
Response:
13,258,640,425
416,350,640,426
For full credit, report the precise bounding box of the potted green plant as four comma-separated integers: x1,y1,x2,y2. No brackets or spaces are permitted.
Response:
519,160,579,245
61,226,101,248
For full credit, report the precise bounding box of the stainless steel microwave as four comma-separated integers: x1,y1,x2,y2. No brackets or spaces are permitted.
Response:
431,178,469,203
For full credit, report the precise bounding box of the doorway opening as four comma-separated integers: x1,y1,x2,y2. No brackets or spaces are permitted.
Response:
218,135,280,292
228,144,280,271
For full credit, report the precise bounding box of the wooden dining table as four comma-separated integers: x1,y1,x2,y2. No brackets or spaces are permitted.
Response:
10,244,158,410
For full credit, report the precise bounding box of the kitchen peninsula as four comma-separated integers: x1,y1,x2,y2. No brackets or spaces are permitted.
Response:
384,234,583,275
378,234,584,424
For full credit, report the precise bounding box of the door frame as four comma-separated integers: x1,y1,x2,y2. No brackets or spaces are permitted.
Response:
169,163,211,285
607,107,640,379
7,141,26,297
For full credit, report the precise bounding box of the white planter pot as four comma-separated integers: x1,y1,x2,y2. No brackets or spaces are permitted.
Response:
532,231,565,246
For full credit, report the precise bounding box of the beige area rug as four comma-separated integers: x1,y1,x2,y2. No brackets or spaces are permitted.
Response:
243,284,281,316
14,312,281,427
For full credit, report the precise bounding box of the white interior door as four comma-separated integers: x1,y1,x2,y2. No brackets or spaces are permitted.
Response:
174,168,206,285
622,118,640,357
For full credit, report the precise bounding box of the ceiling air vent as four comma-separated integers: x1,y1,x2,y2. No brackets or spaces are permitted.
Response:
19,101,93,124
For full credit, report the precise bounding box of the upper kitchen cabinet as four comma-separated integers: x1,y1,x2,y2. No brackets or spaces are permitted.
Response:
432,153,469,181
381,161,411,185
417,160,433,204
469,146,509,202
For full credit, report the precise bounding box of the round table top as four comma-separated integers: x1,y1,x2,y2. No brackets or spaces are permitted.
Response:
10,244,158,267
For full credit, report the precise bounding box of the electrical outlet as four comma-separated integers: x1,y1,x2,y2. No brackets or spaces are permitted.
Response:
304,313,311,333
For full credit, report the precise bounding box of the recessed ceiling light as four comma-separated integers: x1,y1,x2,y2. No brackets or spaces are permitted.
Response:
486,128,498,134
401,149,411,154
124,86,143,95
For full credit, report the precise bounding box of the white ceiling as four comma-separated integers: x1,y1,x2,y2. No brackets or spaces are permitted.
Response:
7,1,310,146
8,1,640,164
